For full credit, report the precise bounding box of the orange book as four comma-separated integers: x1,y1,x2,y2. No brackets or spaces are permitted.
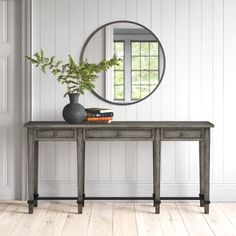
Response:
84,117,113,121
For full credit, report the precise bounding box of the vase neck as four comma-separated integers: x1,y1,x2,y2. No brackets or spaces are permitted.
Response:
69,93,79,104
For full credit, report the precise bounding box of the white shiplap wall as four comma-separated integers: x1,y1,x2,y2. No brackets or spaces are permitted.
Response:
32,0,236,200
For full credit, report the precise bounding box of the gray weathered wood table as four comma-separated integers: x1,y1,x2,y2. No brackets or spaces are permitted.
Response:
24,121,214,214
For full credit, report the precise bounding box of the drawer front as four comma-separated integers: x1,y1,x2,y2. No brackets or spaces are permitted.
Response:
85,129,152,140
35,129,76,140
162,129,202,140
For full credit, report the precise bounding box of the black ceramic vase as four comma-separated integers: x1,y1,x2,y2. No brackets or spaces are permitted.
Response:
62,93,85,123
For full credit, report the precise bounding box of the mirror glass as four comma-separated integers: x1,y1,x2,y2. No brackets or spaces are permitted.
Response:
80,21,165,105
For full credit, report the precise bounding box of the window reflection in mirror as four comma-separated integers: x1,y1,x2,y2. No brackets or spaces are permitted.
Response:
81,21,165,105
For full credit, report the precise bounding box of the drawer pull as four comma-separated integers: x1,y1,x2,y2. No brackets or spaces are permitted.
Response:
36,129,76,140
162,129,202,140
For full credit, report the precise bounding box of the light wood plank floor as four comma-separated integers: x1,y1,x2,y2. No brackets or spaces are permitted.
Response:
0,201,236,236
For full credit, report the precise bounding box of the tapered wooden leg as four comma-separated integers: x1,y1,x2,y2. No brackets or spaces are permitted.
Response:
153,129,161,214
27,128,35,214
82,140,85,207
33,141,39,207
203,128,210,214
153,137,156,207
199,140,204,207
77,129,84,214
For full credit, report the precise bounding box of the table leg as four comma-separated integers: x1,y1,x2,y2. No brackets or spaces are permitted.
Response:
27,128,35,214
153,129,161,214
199,140,204,207
203,128,210,214
77,129,84,214
153,129,156,207
82,140,85,207
33,141,39,207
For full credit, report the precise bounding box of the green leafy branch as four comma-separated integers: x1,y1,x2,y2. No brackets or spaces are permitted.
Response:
26,49,121,97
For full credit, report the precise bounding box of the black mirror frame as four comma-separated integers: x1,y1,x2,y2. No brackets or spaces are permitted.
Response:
80,20,166,106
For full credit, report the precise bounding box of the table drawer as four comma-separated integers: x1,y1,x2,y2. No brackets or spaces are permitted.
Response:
85,129,152,140
162,129,202,140
35,129,76,140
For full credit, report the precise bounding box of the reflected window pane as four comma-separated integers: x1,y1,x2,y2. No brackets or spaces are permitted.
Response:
141,57,149,70
132,42,140,55
132,57,140,70
141,42,149,56
115,57,124,70
114,42,124,57
114,85,124,100
150,57,158,70
150,71,159,84
132,71,140,85
131,41,159,101
132,85,141,100
141,86,150,98
114,71,124,85
150,42,158,56
140,71,149,84
113,41,125,101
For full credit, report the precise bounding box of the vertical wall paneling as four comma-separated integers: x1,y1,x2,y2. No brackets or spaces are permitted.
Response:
126,0,137,22
202,0,213,184
0,129,7,186
175,0,190,182
32,0,41,120
83,0,99,182
223,0,236,182
150,0,162,121
38,0,57,183
54,0,70,182
189,0,202,183
202,0,213,122
40,0,56,120
161,0,176,183
31,0,236,199
69,0,85,183
111,142,126,181
83,0,99,108
97,0,112,183
212,0,224,182
124,0,138,183
126,141,137,181
136,0,153,184
0,57,7,113
109,0,127,184
0,1,7,43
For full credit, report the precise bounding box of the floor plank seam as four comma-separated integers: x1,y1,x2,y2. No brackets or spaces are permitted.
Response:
34,203,51,234
217,203,236,230
195,202,216,236
175,202,191,236
157,205,164,236
86,203,93,236
134,203,139,236
60,203,72,235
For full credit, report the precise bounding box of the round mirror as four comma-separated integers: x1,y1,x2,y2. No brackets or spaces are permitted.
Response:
80,21,166,105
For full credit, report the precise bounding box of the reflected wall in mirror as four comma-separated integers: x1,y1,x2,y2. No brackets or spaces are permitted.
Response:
80,21,166,105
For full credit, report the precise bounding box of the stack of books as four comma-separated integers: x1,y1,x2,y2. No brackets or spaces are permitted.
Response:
84,108,113,123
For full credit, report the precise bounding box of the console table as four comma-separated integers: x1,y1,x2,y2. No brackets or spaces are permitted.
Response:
24,121,214,214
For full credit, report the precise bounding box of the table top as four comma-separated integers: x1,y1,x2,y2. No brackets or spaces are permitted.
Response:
24,121,214,128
